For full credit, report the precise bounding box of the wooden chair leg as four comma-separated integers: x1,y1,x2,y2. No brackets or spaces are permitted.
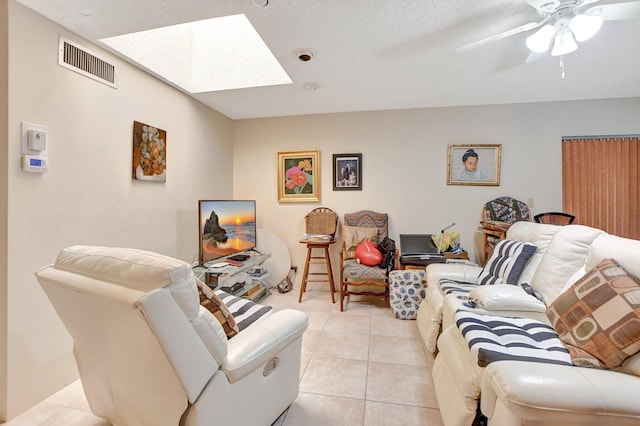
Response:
298,246,312,303
324,246,336,303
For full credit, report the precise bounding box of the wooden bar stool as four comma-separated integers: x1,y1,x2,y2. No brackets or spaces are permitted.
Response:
298,239,336,303
298,206,338,303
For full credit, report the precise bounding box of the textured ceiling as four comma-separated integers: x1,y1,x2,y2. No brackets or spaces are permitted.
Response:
15,0,640,119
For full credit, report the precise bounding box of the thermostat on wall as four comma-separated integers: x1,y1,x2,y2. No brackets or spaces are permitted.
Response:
22,155,48,173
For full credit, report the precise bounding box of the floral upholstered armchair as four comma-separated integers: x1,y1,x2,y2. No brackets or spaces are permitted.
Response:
479,196,532,261
339,210,396,312
482,196,532,224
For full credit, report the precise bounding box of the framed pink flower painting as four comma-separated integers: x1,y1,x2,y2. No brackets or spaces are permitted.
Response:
277,150,320,202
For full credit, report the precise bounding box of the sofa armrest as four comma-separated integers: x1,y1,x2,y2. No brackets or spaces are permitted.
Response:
222,309,308,383
468,285,546,313
482,361,640,424
425,263,482,286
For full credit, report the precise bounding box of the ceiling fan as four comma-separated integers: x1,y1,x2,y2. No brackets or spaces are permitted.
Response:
458,0,640,57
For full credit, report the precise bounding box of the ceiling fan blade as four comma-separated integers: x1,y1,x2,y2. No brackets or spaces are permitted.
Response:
457,21,544,52
586,1,640,20
525,50,546,63
578,0,602,8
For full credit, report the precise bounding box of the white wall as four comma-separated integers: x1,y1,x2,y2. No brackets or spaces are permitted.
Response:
2,1,234,420
233,98,640,288
1,0,9,420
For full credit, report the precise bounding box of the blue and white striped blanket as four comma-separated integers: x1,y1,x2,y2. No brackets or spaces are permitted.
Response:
455,310,571,367
439,279,478,297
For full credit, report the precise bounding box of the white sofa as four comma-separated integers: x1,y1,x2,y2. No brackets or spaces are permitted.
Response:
416,222,640,425
36,245,308,426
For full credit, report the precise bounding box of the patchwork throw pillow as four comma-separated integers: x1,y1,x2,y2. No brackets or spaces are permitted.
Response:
477,239,537,285
342,225,378,259
196,278,239,338
546,258,640,369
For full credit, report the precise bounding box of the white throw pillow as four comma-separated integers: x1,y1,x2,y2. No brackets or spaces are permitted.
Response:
468,285,546,312
477,239,537,285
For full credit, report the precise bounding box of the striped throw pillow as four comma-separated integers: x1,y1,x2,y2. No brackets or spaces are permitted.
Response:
477,239,536,285
196,279,239,338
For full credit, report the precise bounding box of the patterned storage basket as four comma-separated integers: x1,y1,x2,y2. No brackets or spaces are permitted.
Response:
389,270,427,320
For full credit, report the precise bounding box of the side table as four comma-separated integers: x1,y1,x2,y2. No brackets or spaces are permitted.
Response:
193,250,271,302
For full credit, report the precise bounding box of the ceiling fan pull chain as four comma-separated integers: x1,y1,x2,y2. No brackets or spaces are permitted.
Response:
560,58,566,79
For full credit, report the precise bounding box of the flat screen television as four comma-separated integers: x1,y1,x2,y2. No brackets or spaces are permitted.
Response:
198,200,257,265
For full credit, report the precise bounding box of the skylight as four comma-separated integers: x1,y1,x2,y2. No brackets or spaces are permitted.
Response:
100,14,292,93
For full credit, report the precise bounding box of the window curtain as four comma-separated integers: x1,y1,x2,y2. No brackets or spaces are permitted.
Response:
562,136,639,239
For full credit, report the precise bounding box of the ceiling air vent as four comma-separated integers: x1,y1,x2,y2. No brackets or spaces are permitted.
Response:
58,36,117,88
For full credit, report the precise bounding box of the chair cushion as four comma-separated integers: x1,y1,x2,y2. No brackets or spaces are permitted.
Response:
342,259,387,280
196,279,239,338
546,258,640,369
477,239,537,285
342,225,378,259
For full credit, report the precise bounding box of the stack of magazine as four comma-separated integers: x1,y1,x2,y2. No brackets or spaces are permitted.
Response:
248,266,268,278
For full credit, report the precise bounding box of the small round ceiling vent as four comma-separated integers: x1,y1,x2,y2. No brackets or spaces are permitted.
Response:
296,50,314,62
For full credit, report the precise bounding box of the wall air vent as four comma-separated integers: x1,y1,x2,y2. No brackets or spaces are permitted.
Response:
58,36,117,88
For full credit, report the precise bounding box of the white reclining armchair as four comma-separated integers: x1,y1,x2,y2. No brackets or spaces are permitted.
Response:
36,245,308,426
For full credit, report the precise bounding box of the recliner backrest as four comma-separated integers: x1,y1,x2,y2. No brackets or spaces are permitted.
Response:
36,245,226,426
506,221,561,285
588,233,640,280
529,225,606,303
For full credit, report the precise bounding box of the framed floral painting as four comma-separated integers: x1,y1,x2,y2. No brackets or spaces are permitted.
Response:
132,120,167,182
277,150,320,202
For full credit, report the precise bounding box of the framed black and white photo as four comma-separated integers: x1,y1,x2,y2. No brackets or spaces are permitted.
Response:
447,144,501,186
333,153,362,191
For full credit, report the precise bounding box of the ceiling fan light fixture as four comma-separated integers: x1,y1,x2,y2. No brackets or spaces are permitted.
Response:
569,14,603,42
526,24,555,53
551,26,578,56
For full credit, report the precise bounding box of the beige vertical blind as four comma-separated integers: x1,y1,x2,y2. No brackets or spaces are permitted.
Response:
562,136,639,239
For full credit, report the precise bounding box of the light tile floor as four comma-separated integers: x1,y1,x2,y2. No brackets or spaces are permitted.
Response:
3,290,443,426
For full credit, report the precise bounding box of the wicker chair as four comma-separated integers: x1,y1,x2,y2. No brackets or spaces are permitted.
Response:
339,210,396,311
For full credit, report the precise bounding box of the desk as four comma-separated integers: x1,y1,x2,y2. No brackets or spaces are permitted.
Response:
400,251,470,270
